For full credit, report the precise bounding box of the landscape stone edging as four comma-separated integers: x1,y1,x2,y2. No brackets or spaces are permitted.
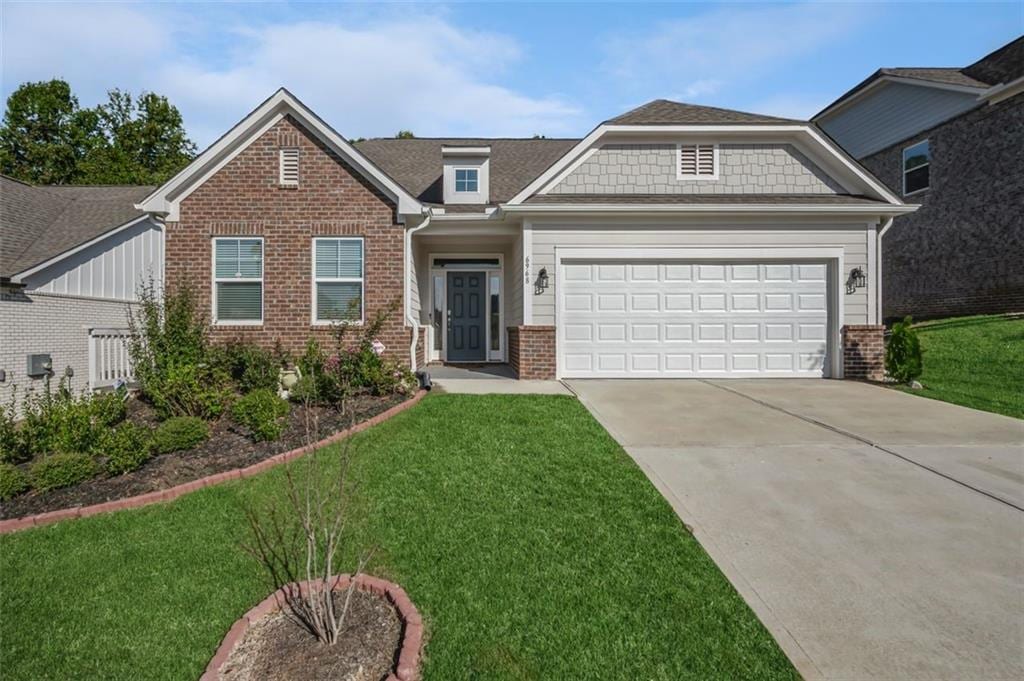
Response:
199,573,425,681
0,390,427,535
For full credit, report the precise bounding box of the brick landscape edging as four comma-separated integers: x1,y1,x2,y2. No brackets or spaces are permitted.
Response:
0,390,427,535
200,573,424,681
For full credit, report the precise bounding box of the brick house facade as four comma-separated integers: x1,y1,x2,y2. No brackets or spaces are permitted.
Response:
860,93,1024,320
164,116,415,364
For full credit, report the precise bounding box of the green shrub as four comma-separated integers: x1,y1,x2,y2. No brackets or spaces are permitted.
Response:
0,463,30,500
102,423,154,475
232,389,290,442
14,380,129,458
152,416,209,454
128,281,231,419
213,341,282,394
0,393,28,464
886,316,923,384
31,452,99,492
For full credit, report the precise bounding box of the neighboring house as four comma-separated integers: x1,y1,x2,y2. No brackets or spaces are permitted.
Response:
814,36,1024,320
134,89,912,382
0,176,161,395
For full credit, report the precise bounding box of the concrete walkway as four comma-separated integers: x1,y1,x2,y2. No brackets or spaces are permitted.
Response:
426,364,572,395
568,379,1024,681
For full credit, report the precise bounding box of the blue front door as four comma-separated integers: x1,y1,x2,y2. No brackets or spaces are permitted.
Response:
446,271,486,362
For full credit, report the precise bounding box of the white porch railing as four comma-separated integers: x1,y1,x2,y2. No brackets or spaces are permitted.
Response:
89,328,134,390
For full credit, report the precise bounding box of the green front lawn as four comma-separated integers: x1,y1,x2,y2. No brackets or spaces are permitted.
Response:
0,394,795,680
899,314,1024,419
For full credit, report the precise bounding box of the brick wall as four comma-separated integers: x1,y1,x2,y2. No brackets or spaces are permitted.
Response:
860,93,1024,320
166,115,415,365
842,324,885,381
0,290,134,398
507,326,556,380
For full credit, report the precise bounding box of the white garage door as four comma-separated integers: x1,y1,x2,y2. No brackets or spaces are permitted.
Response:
560,261,831,378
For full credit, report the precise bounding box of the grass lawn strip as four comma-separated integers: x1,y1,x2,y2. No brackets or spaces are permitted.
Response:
1,394,797,680
898,314,1024,419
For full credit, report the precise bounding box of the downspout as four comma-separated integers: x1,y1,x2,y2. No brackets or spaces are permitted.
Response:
877,217,894,325
405,214,432,372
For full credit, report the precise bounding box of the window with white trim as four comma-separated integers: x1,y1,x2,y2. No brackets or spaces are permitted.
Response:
902,140,930,195
313,238,364,323
279,148,299,186
454,168,479,192
677,143,717,179
213,238,263,323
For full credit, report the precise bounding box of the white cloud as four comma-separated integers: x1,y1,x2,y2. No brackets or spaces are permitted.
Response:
2,4,586,147
603,2,871,102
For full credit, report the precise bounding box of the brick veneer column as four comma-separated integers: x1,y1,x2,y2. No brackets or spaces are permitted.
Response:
507,326,556,380
842,324,885,381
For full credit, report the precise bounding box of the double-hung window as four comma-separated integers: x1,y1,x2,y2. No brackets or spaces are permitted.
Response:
902,140,930,195
454,168,479,193
213,238,263,324
313,238,364,323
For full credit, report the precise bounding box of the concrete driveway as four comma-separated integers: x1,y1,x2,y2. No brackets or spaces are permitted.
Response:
568,379,1024,681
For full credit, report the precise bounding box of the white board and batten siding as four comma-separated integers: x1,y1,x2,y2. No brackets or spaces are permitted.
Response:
22,217,164,302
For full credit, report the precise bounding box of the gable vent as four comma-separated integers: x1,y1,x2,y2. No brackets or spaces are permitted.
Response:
279,148,299,186
678,144,717,179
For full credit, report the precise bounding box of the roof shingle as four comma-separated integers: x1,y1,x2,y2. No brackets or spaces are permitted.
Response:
0,176,152,279
605,99,801,126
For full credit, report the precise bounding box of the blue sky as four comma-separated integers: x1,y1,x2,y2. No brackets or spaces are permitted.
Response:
3,2,1021,147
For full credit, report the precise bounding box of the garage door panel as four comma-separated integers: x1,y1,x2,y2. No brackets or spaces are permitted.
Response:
561,259,830,378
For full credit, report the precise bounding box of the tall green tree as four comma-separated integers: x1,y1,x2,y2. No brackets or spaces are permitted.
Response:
0,80,96,184
0,80,196,186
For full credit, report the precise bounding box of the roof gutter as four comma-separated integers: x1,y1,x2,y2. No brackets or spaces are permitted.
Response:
501,203,919,216
405,214,431,372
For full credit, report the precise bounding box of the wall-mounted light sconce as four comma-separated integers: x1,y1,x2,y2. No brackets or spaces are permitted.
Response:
534,267,550,295
846,267,866,294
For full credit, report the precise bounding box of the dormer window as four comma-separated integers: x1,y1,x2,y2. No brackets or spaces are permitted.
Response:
455,168,479,193
442,145,490,204
677,143,718,179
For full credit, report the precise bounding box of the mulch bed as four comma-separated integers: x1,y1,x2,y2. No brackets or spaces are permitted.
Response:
220,589,402,681
0,393,407,520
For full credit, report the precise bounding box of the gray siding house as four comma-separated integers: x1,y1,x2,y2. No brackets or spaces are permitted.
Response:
814,37,1024,320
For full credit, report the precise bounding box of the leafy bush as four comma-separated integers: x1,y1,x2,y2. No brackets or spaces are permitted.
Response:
232,389,290,442
294,303,416,407
31,452,99,492
152,416,209,454
0,463,30,500
886,316,923,384
12,380,128,458
128,281,232,419
213,341,282,394
0,393,28,464
101,423,154,475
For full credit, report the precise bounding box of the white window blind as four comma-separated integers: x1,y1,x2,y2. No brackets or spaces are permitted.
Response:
678,144,717,178
213,238,263,323
279,148,299,186
313,238,364,322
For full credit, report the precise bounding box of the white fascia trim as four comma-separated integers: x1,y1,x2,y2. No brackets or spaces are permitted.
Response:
501,203,918,216
11,214,157,283
507,124,609,204
138,89,422,220
815,75,986,121
979,75,1024,105
801,126,904,204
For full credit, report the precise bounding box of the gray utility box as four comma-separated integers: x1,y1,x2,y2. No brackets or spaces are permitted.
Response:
26,354,53,378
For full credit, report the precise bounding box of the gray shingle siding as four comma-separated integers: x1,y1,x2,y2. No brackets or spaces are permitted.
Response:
549,143,844,195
